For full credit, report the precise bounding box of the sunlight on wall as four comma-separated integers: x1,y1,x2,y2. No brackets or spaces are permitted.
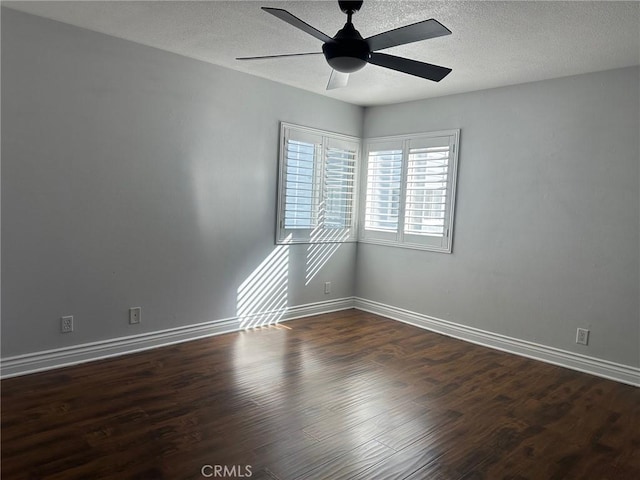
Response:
237,237,290,329
305,206,349,285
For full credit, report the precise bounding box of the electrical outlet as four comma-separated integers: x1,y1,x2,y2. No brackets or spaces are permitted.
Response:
576,328,589,345
129,307,141,325
324,282,331,294
61,316,74,333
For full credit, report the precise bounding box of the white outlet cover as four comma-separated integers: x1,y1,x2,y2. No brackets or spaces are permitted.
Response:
129,307,141,324
576,328,589,345
61,315,74,333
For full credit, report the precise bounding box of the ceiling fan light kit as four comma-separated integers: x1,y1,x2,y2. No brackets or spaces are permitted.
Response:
237,0,452,90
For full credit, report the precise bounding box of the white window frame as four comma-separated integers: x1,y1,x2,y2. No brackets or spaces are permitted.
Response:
359,129,460,253
276,122,360,245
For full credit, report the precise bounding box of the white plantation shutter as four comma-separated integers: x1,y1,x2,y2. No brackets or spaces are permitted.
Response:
362,140,403,243
323,138,357,231
360,130,459,252
283,137,320,229
277,123,359,244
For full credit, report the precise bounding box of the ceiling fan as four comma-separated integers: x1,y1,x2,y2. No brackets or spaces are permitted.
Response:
237,0,452,90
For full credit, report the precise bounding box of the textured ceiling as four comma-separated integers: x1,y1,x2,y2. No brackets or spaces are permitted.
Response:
4,0,640,106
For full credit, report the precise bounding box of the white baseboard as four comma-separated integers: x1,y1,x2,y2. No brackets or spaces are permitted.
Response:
0,298,356,379
4,297,637,387
354,297,640,387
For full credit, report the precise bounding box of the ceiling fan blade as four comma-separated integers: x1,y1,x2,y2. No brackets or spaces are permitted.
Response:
326,70,350,90
262,7,333,43
368,52,452,82
365,19,451,52
236,52,323,61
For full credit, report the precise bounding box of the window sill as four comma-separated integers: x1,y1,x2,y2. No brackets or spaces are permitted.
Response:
356,238,453,253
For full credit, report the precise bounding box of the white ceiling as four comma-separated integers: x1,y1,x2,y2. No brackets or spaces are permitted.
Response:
4,0,639,106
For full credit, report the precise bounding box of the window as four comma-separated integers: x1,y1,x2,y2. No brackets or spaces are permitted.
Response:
360,130,459,252
276,123,359,244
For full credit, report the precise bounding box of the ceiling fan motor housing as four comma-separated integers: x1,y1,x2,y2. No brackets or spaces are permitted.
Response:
322,22,370,73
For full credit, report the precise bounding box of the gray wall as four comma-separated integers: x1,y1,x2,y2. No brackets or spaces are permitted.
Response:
358,67,640,367
1,9,362,357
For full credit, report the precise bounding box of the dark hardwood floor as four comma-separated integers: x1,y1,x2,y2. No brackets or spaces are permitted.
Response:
2,309,639,479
